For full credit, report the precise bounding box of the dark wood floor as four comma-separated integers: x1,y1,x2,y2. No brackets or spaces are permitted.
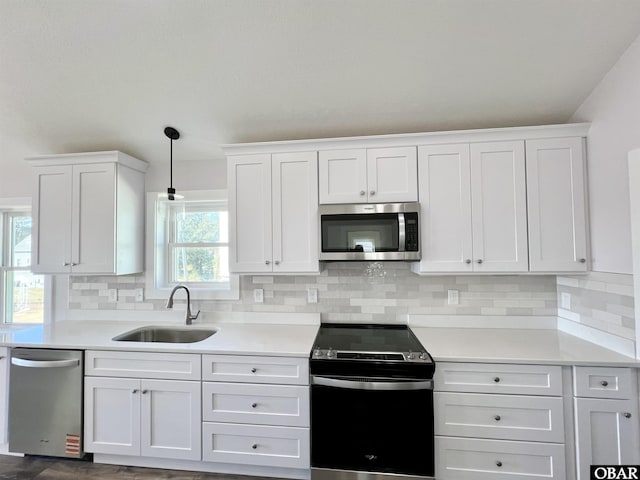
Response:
0,455,286,480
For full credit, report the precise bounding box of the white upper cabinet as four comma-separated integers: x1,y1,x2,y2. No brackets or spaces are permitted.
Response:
526,137,588,272
28,151,147,275
415,141,528,273
319,146,417,204
228,151,319,274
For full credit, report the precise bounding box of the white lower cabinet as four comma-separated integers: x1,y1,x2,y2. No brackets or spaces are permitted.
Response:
84,377,201,460
201,354,310,471
434,362,566,479
573,367,640,480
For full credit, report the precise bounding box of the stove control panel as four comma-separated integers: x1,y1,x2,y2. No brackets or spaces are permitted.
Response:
312,349,433,363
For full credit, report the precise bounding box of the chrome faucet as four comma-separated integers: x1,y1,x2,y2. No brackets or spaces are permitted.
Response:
166,285,200,325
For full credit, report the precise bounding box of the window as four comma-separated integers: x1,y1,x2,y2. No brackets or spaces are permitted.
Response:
146,190,239,300
0,211,44,323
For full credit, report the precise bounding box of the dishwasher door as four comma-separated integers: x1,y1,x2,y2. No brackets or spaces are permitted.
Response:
9,348,84,458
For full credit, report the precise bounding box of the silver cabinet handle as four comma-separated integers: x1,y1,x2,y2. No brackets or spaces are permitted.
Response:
11,357,79,369
465,259,471,264
359,190,365,196
477,259,483,264
494,415,501,421
370,190,375,196
579,258,586,263
624,412,632,418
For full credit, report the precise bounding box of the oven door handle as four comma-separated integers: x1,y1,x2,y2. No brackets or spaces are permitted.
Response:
311,375,433,391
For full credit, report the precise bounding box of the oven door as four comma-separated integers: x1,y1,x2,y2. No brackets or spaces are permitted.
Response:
311,375,434,479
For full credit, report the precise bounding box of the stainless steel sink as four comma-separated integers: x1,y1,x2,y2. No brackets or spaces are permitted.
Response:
112,326,217,343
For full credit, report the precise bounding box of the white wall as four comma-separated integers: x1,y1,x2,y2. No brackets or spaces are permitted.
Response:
571,33,640,274
145,159,226,192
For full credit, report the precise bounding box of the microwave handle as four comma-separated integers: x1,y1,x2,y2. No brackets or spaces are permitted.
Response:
398,213,405,252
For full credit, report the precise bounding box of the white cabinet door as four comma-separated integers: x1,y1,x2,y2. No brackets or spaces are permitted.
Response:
574,397,640,480
140,379,201,461
71,163,116,274
366,146,417,202
319,149,367,204
31,165,73,274
416,144,473,272
470,141,528,272
526,137,588,272
228,154,273,273
272,152,319,273
84,377,140,456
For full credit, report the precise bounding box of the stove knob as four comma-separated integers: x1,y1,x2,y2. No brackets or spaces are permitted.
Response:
407,352,416,360
326,349,335,358
419,352,429,360
313,349,323,357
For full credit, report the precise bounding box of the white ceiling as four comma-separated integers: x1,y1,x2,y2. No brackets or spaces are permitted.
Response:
2,0,640,168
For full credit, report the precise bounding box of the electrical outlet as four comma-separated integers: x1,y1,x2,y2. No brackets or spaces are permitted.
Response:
254,288,264,304
108,289,118,303
134,288,144,302
561,292,571,310
447,289,459,305
307,288,318,304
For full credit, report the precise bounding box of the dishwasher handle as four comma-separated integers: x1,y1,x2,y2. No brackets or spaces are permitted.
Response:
11,357,80,369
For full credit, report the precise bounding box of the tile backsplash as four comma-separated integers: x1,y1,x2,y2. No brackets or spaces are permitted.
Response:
557,271,635,341
69,262,558,324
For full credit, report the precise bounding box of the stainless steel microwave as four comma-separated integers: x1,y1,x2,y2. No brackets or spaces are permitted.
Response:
319,203,420,261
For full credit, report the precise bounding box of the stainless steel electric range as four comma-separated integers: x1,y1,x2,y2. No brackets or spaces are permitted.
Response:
310,323,436,480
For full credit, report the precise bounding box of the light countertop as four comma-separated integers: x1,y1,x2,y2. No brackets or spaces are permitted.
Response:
0,320,320,358
0,318,638,367
412,327,640,367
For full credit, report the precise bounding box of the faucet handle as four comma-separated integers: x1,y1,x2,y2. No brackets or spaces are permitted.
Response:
192,310,201,320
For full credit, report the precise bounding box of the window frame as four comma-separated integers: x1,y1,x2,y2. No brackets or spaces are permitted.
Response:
145,190,239,300
0,198,49,325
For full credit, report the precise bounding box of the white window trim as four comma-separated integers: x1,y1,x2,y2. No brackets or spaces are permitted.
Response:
0,197,52,325
144,190,240,300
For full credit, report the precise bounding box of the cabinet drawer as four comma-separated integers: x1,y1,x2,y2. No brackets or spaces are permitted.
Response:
435,362,562,395
202,354,308,385
573,366,636,399
436,436,566,480
434,392,564,443
202,422,309,469
85,350,201,380
202,382,309,427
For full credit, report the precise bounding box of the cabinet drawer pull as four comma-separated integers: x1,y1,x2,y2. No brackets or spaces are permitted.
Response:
251,403,258,408
477,259,483,264
370,190,376,196
493,377,500,383
142,389,149,394
359,191,365,196
624,412,632,419
494,415,501,421
251,367,257,373
132,389,139,394
465,259,471,264
252,444,258,449
600,380,609,387
274,260,280,265
63,262,71,266
496,461,503,467
265,260,271,265
579,258,586,263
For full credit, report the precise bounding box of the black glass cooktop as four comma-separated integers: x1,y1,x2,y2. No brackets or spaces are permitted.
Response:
313,323,424,352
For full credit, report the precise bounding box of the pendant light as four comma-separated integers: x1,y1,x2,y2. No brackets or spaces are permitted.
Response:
164,126,182,200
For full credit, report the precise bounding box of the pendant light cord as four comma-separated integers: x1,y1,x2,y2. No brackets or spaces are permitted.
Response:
170,137,173,189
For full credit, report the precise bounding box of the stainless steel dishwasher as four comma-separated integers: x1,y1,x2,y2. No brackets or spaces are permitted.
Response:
9,348,84,458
